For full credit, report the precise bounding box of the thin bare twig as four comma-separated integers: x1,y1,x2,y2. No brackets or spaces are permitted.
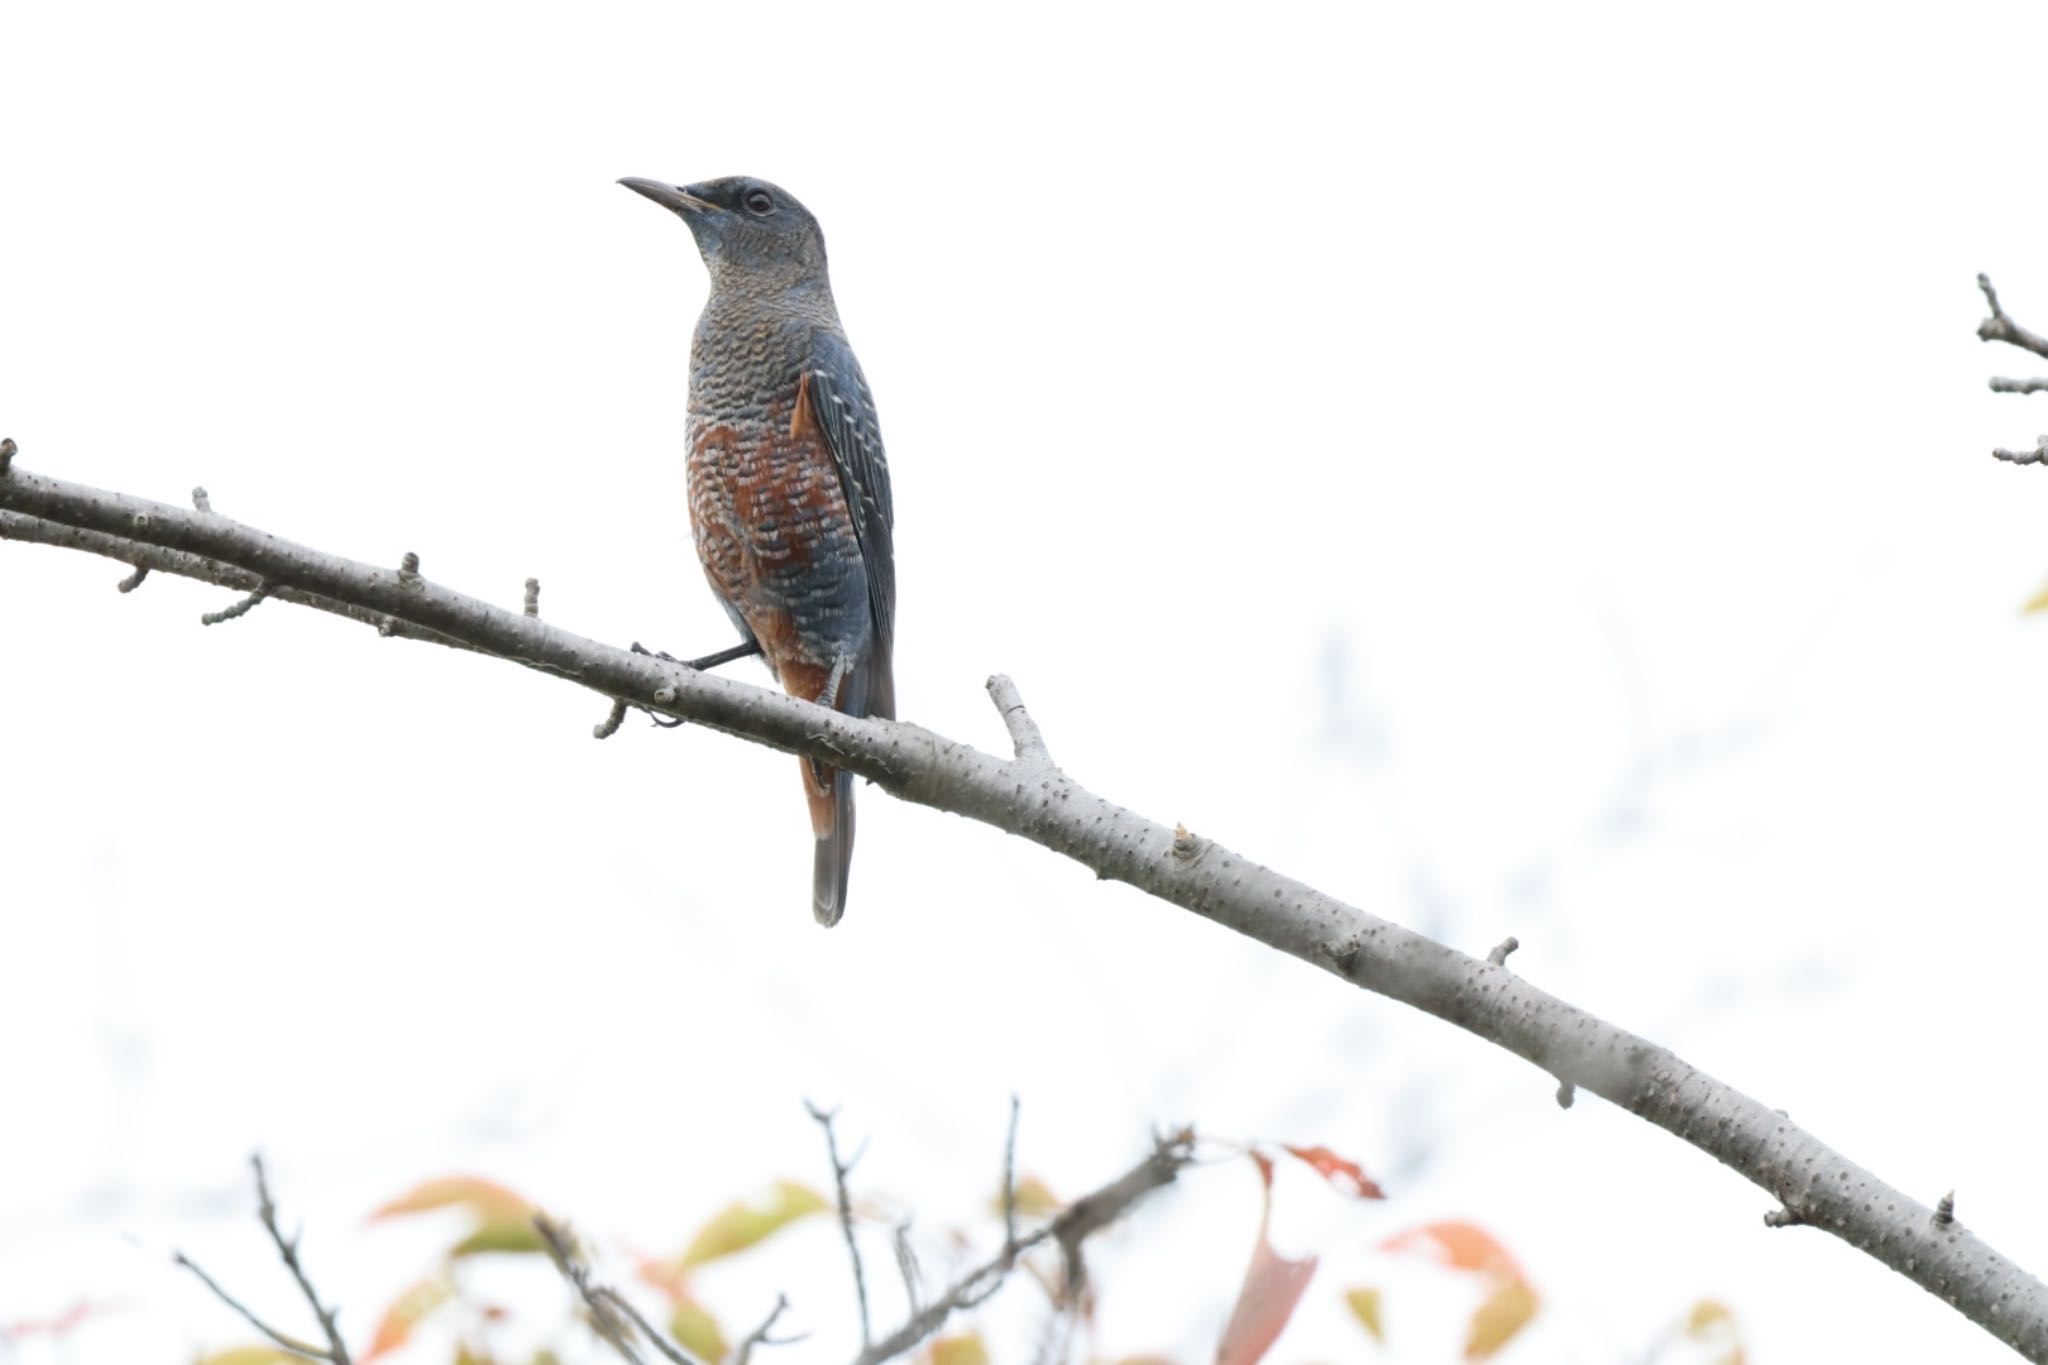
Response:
1990,377,2048,394
806,1102,872,1348
174,1155,353,1364
535,1213,705,1365
730,1294,802,1365
1001,1095,1022,1252
891,1220,921,1316
852,1130,1195,1365
986,673,1052,766
116,564,149,593
1994,438,2048,466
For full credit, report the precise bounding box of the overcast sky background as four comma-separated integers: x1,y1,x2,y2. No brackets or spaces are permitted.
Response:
6,2,2048,1361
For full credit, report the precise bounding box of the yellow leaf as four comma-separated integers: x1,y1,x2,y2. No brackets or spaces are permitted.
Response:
451,1216,548,1257
929,1334,991,1365
1687,1299,1734,1337
1344,1286,1384,1342
1465,1278,1539,1361
669,1296,728,1361
995,1174,1061,1219
362,1274,454,1361
679,1181,829,1269
2025,582,2048,615
194,1351,304,1365
370,1176,531,1224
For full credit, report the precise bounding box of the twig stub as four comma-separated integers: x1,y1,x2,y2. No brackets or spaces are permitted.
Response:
987,673,1054,767
116,564,150,593
201,582,275,626
0,437,15,475
1487,936,1520,967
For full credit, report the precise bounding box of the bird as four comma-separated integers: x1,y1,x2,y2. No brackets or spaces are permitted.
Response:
619,174,895,927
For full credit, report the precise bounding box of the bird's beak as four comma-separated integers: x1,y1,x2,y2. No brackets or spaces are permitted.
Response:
618,177,716,215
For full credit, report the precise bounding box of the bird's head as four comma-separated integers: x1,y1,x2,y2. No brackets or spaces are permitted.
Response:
618,175,829,290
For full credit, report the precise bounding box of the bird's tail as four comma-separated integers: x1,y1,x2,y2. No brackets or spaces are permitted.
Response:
800,655,872,927
809,767,855,927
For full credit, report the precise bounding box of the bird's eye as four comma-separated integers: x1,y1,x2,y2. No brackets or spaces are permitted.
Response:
744,189,775,215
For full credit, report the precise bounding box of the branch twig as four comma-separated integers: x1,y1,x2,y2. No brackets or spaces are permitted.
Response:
730,1294,801,1365
1994,437,2048,466
805,1102,872,1349
1979,273,2048,360
536,1213,705,1365
853,1130,1195,1365
6,455,2048,1360
174,1155,353,1365
987,674,1052,766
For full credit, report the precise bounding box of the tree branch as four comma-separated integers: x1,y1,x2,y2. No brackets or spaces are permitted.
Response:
852,1131,1195,1365
7,452,2048,1359
174,1155,353,1364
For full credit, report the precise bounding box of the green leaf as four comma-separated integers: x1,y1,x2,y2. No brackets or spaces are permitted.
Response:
678,1181,829,1269
669,1296,728,1361
450,1217,548,1258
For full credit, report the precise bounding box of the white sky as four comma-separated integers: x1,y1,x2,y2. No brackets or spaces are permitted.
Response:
6,2,2048,1361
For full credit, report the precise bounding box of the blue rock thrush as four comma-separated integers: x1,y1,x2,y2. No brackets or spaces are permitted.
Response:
620,174,896,927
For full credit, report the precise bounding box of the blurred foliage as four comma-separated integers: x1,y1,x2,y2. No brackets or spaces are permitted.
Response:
157,1132,1741,1364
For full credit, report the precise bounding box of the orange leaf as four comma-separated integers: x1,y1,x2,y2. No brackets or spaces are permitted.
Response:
1380,1221,1524,1281
1344,1286,1385,1341
370,1176,531,1224
1281,1144,1386,1200
1465,1277,1539,1360
362,1274,454,1362
1215,1152,1319,1365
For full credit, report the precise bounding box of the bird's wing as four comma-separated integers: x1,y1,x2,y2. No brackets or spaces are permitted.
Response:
801,328,895,659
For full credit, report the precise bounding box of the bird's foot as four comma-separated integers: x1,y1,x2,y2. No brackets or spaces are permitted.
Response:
626,638,765,728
